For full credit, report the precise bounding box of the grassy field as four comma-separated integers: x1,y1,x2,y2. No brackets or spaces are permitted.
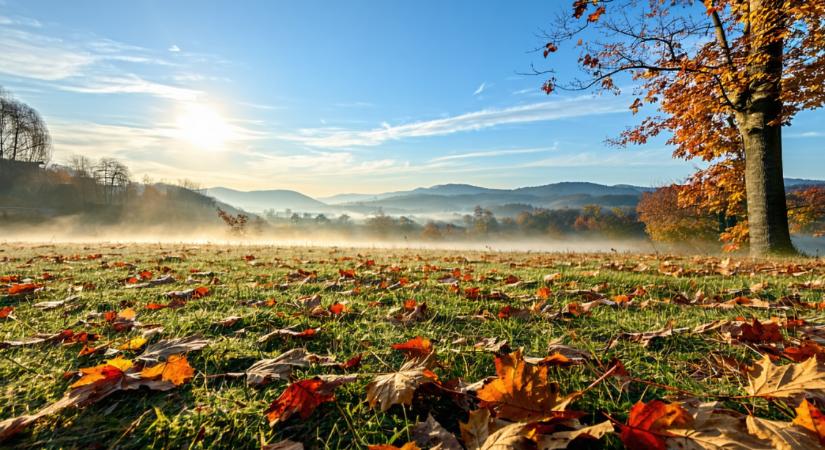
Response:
1,243,824,449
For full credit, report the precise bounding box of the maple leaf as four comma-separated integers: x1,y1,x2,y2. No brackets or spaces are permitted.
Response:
793,399,825,445
140,354,194,386
746,416,821,450
366,358,437,412
461,409,492,449
411,414,462,450
246,348,326,386
479,422,531,450
137,335,210,362
746,355,825,399
391,336,433,358
533,421,614,450
666,401,771,450
618,400,691,450
476,349,573,422
264,377,337,426
70,357,133,389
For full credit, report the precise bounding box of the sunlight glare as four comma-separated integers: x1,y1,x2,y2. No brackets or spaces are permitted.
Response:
175,103,234,150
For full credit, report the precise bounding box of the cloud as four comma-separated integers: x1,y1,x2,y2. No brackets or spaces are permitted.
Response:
277,95,626,148
168,44,181,52
0,29,95,80
473,82,487,96
58,74,201,101
430,146,556,162
0,20,204,100
787,131,824,138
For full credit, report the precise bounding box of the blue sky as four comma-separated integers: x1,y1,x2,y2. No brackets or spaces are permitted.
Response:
1,0,823,197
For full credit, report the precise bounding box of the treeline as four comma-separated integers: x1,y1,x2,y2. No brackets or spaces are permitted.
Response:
257,205,645,241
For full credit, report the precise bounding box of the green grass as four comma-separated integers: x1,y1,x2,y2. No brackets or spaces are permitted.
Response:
1,243,823,449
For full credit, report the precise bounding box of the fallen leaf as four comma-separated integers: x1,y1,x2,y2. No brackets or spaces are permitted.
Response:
476,349,573,422
264,377,338,426
746,356,825,399
618,400,691,450
138,335,209,362
412,414,462,450
793,399,825,445
366,358,437,412
140,354,195,385
392,336,433,358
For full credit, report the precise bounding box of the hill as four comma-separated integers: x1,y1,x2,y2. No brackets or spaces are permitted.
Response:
206,187,328,213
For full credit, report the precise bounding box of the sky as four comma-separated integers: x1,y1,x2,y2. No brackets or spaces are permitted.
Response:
1,0,823,198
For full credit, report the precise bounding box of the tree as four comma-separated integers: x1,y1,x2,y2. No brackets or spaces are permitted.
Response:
537,1,825,255
0,87,52,163
637,185,720,244
94,158,130,205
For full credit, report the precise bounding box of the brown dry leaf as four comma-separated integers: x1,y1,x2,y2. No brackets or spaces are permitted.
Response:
246,348,329,386
746,356,825,398
533,421,614,450
479,422,531,450
476,350,572,422
139,354,194,386
666,402,771,450
137,335,209,362
366,358,437,412
261,439,304,450
412,414,462,450
461,409,492,450
745,416,820,450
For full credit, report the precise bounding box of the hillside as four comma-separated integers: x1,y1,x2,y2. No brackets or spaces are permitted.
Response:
206,187,328,213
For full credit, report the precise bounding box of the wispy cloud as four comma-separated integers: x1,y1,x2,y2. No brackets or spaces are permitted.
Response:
787,131,825,138
277,95,626,148
429,146,556,162
168,44,180,52
0,20,204,100
473,82,487,96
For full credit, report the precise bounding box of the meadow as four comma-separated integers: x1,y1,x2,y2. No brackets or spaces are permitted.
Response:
2,243,825,449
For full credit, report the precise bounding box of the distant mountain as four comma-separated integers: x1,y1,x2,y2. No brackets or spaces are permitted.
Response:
210,178,824,216
785,178,825,188
206,187,327,213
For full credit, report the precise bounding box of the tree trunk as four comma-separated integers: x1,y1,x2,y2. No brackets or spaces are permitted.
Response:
737,0,795,256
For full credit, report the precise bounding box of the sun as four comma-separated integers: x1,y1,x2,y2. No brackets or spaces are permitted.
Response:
175,103,234,150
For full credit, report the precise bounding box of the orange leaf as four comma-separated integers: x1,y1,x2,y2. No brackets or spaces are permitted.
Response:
476,349,571,422
140,354,194,386
70,357,132,389
328,302,347,315
619,400,691,450
8,283,42,295
0,306,13,319
264,377,336,426
794,399,825,444
391,336,433,358
537,286,552,300
118,307,137,321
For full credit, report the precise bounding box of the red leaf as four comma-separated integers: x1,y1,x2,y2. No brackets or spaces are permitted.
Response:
264,377,337,426
391,336,433,358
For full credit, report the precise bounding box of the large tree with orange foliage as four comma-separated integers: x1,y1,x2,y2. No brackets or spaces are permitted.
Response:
537,0,825,255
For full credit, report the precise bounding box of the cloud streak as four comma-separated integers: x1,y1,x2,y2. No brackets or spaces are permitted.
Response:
277,95,626,148
0,20,204,100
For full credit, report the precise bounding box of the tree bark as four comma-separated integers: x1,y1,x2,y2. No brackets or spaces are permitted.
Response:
737,0,796,256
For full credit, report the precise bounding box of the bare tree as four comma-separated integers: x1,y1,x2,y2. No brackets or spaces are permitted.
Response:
0,88,52,163
94,158,131,205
